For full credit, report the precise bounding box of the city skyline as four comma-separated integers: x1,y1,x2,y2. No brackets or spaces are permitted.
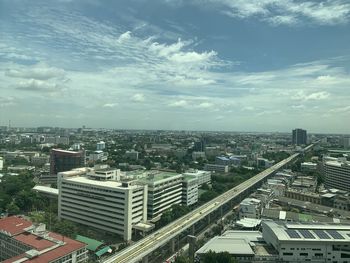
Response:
1,0,350,133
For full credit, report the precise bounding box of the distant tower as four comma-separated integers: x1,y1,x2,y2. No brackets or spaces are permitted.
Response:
292,128,307,145
8,120,11,130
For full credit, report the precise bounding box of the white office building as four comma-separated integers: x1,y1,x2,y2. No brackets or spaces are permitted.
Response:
183,169,211,187
182,175,198,206
263,221,350,263
58,167,148,241
0,157,3,171
324,160,350,191
139,171,183,220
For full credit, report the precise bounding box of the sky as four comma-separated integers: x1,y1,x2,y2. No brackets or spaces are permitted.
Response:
0,0,350,133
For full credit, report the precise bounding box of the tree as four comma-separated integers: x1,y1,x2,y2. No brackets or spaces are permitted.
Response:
202,251,237,263
7,202,20,215
174,255,191,263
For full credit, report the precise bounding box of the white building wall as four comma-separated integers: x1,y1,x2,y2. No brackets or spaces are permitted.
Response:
58,172,147,241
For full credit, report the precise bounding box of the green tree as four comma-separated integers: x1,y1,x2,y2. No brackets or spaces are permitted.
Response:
202,251,237,263
174,255,191,263
6,202,20,215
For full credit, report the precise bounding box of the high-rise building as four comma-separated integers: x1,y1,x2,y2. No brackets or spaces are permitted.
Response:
324,159,350,191
292,128,307,145
139,171,183,220
58,167,148,241
50,149,85,176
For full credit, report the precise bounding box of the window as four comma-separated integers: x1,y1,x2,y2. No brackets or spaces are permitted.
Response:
283,252,293,256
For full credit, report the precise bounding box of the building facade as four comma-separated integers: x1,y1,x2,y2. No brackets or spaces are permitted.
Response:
183,170,211,187
58,168,148,241
140,171,183,219
324,160,350,191
263,221,350,263
50,149,85,176
292,128,307,145
182,175,198,206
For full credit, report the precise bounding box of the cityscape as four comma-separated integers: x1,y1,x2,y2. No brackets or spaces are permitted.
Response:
1,0,350,263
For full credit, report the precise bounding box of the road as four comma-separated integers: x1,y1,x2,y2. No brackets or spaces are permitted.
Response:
104,146,312,263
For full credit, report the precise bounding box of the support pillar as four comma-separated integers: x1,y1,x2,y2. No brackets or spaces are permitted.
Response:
191,225,195,235
207,213,211,224
142,255,148,263
170,238,175,253
188,235,197,262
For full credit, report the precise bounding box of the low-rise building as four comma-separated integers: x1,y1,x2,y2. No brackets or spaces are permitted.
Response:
195,231,278,263
125,150,139,160
301,162,318,171
263,221,350,262
87,150,108,162
239,198,262,219
204,163,229,173
0,216,87,263
192,151,206,161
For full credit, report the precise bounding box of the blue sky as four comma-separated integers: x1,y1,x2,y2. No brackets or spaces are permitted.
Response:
1,0,350,133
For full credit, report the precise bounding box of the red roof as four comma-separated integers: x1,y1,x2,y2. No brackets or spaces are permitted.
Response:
0,216,32,236
15,233,55,250
1,217,87,263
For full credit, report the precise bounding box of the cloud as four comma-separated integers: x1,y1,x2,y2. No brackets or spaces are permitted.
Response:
292,91,330,101
117,31,132,43
131,93,145,102
0,96,16,107
169,100,188,107
5,65,65,80
16,79,59,92
192,0,350,26
103,103,118,108
329,105,350,113
197,102,214,109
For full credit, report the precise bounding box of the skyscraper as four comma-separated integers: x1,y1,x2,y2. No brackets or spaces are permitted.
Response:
292,128,307,145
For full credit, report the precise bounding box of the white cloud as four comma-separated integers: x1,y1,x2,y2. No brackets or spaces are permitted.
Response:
0,96,16,107
103,103,118,108
131,93,145,102
292,90,330,101
169,100,188,107
197,102,214,109
196,0,350,26
16,79,59,92
329,105,350,113
117,31,132,43
5,65,65,80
